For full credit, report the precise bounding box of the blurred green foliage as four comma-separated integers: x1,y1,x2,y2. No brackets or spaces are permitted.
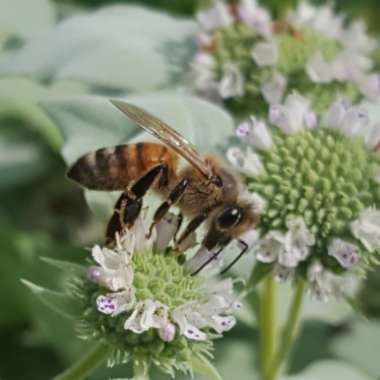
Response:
0,0,380,379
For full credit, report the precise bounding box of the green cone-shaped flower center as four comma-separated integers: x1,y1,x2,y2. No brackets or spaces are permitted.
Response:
77,250,209,373
132,251,202,308
211,23,359,116
248,127,380,271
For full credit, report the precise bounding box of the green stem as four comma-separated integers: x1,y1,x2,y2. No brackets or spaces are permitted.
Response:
259,275,276,380
266,279,305,380
52,342,110,380
133,360,150,380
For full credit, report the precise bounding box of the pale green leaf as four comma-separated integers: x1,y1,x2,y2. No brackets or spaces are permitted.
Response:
40,256,86,277
283,360,373,380
0,0,55,42
0,5,196,91
21,279,81,319
331,320,380,379
191,356,223,380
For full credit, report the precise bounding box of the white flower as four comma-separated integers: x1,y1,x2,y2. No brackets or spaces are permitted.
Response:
342,20,376,55
274,264,293,283
255,217,314,271
196,32,214,50
227,146,263,177
326,100,369,137
255,230,285,263
284,217,315,262
269,92,317,134
261,72,287,105
90,244,133,291
351,208,380,252
358,73,380,100
328,238,360,269
158,322,176,342
307,260,343,301
236,116,273,149
124,300,169,334
96,291,134,316
197,0,233,32
192,52,218,96
238,0,272,37
155,213,180,251
218,63,245,98
252,41,278,67
172,279,238,340
306,52,333,83
287,2,344,40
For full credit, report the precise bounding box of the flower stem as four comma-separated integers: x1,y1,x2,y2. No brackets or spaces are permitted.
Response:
133,360,150,380
53,342,110,380
265,279,305,380
259,275,276,380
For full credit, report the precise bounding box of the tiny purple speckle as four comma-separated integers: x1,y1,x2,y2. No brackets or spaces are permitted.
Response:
187,329,194,335
236,123,251,138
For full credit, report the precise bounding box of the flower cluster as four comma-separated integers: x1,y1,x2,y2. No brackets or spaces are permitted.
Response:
192,0,380,117
227,91,380,299
75,212,240,376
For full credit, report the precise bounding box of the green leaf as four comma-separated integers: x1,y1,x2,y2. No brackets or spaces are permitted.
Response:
191,356,223,380
0,0,54,42
283,360,373,380
40,256,86,277
330,320,380,378
21,279,81,319
0,5,196,91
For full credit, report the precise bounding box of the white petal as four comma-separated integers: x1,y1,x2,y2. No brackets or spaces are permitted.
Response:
210,315,236,333
96,291,133,316
238,0,272,37
255,231,285,263
218,63,245,98
261,72,287,105
274,264,293,282
340,105,369,136
236,116,273,149
328,238,360,269
196,0,233,31
154,212,179,251
238,228,260,248
226,146,263,177
351,208,380,252
252,41,278,67
358,73,380,100
326,98,351,130
172,306,208,341
285,217,315,260
306,52,333,83
158,322,176,342
342,20,376,54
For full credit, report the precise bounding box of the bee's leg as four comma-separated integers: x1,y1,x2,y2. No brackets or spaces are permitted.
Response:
173,213,183,243
191,240,231,276
220,240,249,274
106,164,166,243
147,178,189,237
174,211,209,250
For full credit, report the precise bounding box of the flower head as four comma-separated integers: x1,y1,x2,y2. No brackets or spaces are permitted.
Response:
74,212,240,377
228,94,380,296
192,0,379,117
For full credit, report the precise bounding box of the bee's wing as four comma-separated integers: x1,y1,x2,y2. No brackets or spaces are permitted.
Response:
111,100,213,179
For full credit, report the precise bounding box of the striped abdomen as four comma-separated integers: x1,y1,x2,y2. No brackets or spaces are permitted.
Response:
67,143,178,190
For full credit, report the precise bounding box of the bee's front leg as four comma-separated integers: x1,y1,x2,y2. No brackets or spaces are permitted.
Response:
106,164,167,244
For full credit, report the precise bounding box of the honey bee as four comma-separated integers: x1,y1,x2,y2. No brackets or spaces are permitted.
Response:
67,100,258,274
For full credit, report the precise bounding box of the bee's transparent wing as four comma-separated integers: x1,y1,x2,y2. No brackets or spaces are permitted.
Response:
111,100,213,179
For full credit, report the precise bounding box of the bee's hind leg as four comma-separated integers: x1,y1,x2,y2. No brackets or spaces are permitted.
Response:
105,163,166,244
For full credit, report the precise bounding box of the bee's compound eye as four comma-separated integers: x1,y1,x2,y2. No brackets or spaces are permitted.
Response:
217,207,242,229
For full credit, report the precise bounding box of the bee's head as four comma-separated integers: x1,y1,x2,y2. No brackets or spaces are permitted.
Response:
215,206,243,230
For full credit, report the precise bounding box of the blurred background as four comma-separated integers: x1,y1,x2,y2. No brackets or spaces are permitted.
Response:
1,1,380,379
